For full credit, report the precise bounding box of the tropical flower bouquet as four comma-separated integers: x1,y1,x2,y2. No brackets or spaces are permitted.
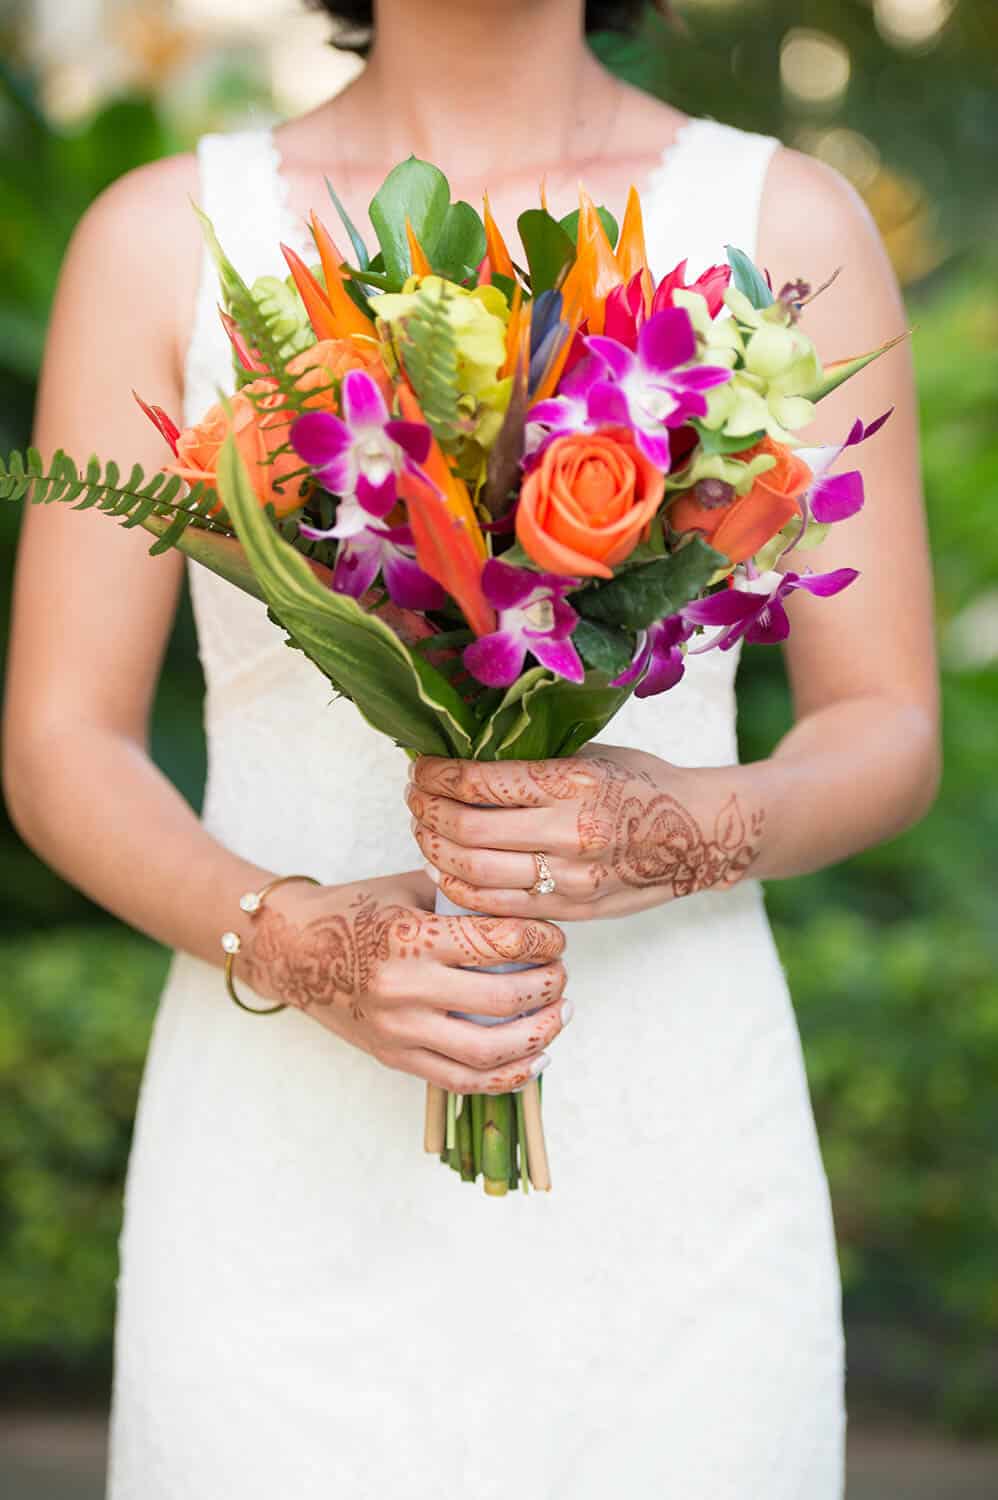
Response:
1,156,899,1196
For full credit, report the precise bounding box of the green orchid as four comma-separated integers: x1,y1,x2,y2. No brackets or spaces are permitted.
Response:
674,286,822,444
665,446,776,497
375,275,509,408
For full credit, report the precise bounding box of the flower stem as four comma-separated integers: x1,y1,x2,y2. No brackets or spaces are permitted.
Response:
482,1092,511,1196
457,1096,476,1182
424,1084,447,1154
521,1080,551,1191
515,1090,530,1195
471,1093,484,1178
445,1090,457,1153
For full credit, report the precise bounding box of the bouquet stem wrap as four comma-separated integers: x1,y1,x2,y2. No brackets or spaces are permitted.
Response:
425,888,551,1194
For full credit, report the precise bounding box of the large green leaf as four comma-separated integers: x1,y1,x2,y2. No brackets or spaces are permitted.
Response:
432,200,487,282
217,436,477,756
479,671,633,762
369,157,451,287
516,209,576,294
575,536,726,630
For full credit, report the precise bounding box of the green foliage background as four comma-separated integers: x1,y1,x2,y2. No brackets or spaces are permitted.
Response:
1,0,996,1429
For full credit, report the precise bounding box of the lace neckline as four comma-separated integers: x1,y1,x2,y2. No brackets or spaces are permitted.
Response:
268,115,710,267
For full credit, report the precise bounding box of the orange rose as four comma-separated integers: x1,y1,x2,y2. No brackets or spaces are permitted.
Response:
287,335,392,411
516,429,666,579
168,381,306,518
167,339,392,519
669,435,812,564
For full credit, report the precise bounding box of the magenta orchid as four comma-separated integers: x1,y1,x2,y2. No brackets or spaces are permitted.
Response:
290,369,431,538
463,559,584,688
611,613,694,698
526,307,732,471
795,408,893,525
682,567,859,651
330,522,446,611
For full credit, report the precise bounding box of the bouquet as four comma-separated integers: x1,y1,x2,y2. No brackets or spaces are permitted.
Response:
2,156,901,1196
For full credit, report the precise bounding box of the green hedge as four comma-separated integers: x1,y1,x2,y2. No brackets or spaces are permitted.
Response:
1,906,996,1427
0,929,168,1375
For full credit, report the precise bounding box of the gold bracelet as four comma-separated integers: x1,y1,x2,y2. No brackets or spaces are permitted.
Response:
220,873,321,1015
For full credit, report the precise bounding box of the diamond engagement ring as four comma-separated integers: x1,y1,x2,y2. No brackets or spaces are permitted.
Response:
531,852,557,896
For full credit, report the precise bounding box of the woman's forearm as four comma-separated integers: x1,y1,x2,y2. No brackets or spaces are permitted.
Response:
5,721,281,970
718,693,941,883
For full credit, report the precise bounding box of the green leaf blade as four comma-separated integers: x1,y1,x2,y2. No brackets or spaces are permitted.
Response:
575,536,727,630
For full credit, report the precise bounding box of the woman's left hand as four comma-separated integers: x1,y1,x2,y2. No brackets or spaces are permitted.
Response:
406,746,766,921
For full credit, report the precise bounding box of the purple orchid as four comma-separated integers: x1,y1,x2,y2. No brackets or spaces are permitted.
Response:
332,522,446,611
682,567,859,652
795,408,893,526
584,306,732,467
524,306,731,472
291,369,431,538
463,559,584,688
611,613,694,698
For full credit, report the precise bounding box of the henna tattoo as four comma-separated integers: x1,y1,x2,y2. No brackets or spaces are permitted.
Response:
411,752,764,903
241,891,562,1013
611,792,763,894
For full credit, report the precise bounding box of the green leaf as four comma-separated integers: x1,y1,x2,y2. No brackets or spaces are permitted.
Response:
516,209,576,294
575,536,727,630
559,206,619,248
807,331,910,401
325,174,370,270
689,419,766,456
483,671,633,762
572,618,634,677
369,157,451,287
217,435,476,756
431,200,487,282
726,244,774,310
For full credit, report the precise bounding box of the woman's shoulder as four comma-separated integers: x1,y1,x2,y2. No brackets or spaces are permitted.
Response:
759,144,889,300
66,149,209,380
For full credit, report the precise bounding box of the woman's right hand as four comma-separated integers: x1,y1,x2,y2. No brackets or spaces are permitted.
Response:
236,872,569,1094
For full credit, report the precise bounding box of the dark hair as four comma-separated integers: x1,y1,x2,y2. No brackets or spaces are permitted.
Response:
305,2,674,55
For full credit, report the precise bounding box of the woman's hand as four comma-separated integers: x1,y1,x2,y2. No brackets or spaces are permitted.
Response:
406,748,766,921
234,872,568,1094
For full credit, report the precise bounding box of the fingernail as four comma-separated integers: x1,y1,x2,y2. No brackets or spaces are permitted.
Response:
560,998,574,1027
410,815,419,836
424,862,440,885
530,1051,551,1078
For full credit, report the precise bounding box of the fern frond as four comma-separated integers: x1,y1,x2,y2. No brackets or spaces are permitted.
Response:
399,279,463,447
0,449,229,550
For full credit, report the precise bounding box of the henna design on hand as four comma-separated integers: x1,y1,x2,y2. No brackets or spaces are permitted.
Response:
240,892,562,1013
411,753,764,904
610,791,763,893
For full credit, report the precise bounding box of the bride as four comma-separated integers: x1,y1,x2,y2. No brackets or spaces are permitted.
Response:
4,1,938,1495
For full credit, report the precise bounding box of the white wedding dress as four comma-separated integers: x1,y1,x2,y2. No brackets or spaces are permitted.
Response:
108,119,845,1498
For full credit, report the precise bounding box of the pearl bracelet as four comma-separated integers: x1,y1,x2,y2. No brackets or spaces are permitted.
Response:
221,873,320,1015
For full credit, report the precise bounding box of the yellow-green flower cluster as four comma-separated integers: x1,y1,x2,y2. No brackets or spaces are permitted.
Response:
674,286,823,444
